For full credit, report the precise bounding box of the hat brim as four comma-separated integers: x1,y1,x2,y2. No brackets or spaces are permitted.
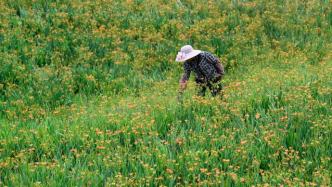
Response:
175,50,201,62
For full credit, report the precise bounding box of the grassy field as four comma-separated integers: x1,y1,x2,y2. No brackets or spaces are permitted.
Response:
0,0,332,186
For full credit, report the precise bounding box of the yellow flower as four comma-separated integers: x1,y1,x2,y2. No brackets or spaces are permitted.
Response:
166,168,173,174
86,75,96,82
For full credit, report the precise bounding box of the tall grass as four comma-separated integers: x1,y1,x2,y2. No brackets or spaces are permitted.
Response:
1,0,331,119
0,0,331,186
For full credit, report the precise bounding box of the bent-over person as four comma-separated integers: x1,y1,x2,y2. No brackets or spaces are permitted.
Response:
175,45,225,99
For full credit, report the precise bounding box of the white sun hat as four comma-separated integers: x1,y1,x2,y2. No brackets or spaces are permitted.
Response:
175,45,201,62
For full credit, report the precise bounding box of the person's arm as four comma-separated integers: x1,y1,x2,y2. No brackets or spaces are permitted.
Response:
179,62,191,93
206,52,224,77
214,59,225,76
179,79,188,93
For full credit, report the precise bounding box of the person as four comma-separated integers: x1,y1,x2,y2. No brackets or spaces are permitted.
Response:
175,45,225,100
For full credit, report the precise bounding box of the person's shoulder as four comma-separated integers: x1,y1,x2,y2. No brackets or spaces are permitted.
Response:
183,60,190,67
201,51,215,57
202,51,218,60
200,51,209,56
197,51,207,59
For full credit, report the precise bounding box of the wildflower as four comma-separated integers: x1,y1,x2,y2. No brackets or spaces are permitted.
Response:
222,159,230,163
166,168,173,174
200,168,208,173
175,138,184,145
96,146,106,150
240,140,247,145
229,172,238,181
86,75,96,82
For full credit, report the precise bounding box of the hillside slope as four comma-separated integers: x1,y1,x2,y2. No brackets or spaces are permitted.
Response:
1,53,331,185
0,0,331,186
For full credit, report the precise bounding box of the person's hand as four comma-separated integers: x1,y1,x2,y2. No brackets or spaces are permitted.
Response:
177,80,187,103
213,74,222,82
177,91,183,104
179,81,187,91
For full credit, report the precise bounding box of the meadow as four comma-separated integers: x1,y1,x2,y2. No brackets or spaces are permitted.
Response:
0,0,331,186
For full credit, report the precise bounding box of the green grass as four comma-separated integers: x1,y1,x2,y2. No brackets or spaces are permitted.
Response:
1,56,331,186
0,0,332,186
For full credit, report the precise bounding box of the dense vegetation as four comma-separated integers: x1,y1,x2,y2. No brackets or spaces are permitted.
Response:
0,0,331,186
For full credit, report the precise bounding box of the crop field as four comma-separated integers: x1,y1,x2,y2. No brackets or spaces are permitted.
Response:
0,0,331,186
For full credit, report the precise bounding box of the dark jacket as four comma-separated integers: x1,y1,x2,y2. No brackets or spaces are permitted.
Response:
180,51,224,83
